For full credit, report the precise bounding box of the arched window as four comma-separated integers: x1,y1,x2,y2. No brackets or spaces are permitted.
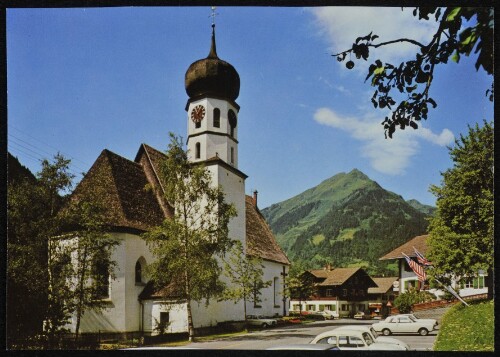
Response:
230,147,234,164
135,257,147,285
195,121,201,129
92,258,110,299
213,108,220,128
135,261,142,283
228,109,237,137
195,142,201,159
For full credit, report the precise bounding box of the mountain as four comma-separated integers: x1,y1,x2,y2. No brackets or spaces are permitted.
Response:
406,199,436,216
261,169,431,274
8,153,36,183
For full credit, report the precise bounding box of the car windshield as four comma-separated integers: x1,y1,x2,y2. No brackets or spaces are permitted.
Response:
362,332,373,346
370,327,379,337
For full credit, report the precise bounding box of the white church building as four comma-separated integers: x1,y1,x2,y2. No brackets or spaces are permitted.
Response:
65,23,290,337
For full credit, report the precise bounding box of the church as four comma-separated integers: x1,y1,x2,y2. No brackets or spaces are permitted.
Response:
65,23,290,337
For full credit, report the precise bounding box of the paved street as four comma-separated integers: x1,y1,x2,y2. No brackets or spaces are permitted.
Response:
176,319,438,350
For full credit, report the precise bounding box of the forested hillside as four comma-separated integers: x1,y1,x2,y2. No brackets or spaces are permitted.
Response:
261,169,432,275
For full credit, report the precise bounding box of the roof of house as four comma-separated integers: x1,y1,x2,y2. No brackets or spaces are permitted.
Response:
245,195,290,265
368,277,399,294
308,267,376,287
379,234,429,260
69,149,165,232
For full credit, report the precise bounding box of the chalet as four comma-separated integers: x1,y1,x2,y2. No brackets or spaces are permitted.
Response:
289,267,378,318
367,277,399,318
379,234,488,298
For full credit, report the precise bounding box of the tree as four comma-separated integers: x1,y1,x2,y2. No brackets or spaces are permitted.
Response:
427,121,493,291
286,262,316,316
335,7,493,138
221,240,272,319
7,153,74,348
142,133,237,341
51,198,119,344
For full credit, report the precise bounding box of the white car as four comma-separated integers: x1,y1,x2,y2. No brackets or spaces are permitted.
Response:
312,310,339,320
335,325,410,350
402,313,438,327
310,328,407,350
245,315,277,328
372,314,437,336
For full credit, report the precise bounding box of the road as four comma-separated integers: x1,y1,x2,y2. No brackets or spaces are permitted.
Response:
178,319,438,350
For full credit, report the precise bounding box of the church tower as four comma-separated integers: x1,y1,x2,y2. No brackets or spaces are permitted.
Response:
185,24,241,167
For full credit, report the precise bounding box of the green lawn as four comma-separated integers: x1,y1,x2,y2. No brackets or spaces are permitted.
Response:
434,299,494,351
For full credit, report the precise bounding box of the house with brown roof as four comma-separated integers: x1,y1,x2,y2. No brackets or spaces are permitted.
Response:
367,277,399,319
289,267,378,318
61,24,289,337
379,234,488,298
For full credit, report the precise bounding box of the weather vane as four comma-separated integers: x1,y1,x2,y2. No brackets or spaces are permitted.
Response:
210,6,219,27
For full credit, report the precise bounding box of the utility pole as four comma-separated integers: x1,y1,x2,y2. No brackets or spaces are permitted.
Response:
281,266,288,316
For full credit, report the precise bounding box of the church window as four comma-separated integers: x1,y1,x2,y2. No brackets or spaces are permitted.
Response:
274,277,280,307
230,147,234,164
92,258,110,299
195,121,201,129
228,109,237,137
195,143,201,159
213,108,220,128
135,257,146,284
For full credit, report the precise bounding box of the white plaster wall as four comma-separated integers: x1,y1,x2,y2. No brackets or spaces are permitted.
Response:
246,260,288,317
190,164,247,327
75,232,154,333
143,301,188,335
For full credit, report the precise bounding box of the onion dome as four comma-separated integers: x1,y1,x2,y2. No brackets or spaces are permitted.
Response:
185,25,240,102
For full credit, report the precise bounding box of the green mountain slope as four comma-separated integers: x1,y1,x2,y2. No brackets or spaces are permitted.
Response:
261,169,432,274
406,199,437,216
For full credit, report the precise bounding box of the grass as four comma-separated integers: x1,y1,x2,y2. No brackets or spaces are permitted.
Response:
311,234,325,245
434,299,494,351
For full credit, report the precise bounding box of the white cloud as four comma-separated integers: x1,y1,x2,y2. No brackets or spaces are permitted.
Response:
313,107,454,175
309,7,439,72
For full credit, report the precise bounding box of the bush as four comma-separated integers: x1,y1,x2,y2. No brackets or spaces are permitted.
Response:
394,288,435,313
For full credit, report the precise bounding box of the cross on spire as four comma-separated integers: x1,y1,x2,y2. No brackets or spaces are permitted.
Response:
210,6,219,27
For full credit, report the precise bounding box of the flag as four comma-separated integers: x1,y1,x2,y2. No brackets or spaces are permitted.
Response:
402,252,427,282
413,247,433,267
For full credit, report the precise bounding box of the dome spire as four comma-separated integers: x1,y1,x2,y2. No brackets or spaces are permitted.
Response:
208,24,218,59
208,6,218,58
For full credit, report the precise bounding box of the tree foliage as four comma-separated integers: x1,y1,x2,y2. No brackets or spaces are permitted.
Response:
221,240,271,319
7,153,74,348
142,133,237,341
335,7,493,138
394,287,435,313
286,262,316,314
427,121,493,282
49,199,119,343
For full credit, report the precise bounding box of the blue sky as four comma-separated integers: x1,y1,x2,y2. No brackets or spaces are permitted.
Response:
7,6,493,209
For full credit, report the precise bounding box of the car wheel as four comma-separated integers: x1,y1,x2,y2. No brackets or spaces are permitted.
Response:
382,328,391,336
418,328,429,336
261,323,268,328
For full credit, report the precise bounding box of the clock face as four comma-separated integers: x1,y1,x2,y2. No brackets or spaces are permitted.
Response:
191,105,206,123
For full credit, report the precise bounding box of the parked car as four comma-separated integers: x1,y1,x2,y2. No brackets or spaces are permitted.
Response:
311,310,338,320
310,328,406,350
353,312,371,320
401,313,438,327
334,325,410,350
267,344,340,350
246,315,277,328
372,314,437,336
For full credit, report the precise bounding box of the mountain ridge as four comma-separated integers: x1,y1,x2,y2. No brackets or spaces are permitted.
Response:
261,169,433,274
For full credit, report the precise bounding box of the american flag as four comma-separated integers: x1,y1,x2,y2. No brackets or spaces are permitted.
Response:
402,252,427,282
413,247,433,267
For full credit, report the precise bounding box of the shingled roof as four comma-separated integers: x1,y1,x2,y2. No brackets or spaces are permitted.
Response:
379,234,429,260
368,277,399,294
246,195,290,265
70,149,165,232
307,267,376,287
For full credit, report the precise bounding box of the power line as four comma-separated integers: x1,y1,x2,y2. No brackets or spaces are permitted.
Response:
9,125,92,167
